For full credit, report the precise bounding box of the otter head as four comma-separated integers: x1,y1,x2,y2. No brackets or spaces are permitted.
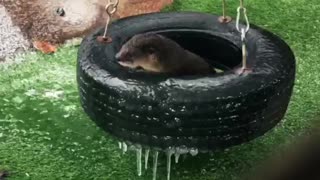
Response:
115,33,171,73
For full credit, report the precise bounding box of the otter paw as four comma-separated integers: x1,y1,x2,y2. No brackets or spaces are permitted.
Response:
32,41,57,54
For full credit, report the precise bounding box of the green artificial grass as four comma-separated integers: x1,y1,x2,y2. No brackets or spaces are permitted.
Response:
1,0,320,179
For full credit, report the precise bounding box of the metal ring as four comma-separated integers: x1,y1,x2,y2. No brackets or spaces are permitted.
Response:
236,7,250,33
105,0,119,15
107,6,117,15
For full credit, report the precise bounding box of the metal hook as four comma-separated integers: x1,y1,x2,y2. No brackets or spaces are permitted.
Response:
218,0,232,23
97,0,119,44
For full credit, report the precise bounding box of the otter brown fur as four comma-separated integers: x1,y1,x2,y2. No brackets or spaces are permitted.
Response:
116,33,216,76
0,170,9,180
0,0,108,58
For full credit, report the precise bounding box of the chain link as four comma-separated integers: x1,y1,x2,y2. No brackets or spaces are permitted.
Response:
101,0,119,41
105,0,119,15
239,0,244,8
236,6,250,34
241,28,247,69
219,0,232,23
222,0,226,19
235,0,251,73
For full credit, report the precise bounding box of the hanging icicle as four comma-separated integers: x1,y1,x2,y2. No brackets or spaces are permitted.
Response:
145,149,150,170
136,147,142,176
152,151,159,180
166,148,174,180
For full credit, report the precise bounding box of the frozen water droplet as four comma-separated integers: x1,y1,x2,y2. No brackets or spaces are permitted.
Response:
145,149,150,170
152,151,159,180
175,153,180,163
190,148,198,156
167,149,174,180
136,147,142,176
153,117,160,122
176,146,189,154
164,136,171,140
226,103,231,108
122,142,127,154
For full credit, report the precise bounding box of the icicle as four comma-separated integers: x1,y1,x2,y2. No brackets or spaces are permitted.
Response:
136,147,142,176
145,149,150,170
122,142,127,154
152,151,159,180
175,153,180,164
167,150,174,180
118,142,122,150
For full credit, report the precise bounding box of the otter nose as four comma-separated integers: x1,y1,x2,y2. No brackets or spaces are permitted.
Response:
115,48,129,61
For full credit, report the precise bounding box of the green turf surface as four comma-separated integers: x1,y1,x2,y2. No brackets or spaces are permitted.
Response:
1,0,320,179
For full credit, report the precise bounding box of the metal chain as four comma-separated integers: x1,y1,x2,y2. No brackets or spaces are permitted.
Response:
222,0,227,19
106,0,119,14
103,0,119,38
98,0,119,43
240,0,244,8
219,0,232,23
235,0,251,73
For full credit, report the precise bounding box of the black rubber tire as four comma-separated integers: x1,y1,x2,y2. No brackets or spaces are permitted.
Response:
77,12,296,151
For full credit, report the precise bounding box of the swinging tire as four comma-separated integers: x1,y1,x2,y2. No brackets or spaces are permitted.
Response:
77,12,296,151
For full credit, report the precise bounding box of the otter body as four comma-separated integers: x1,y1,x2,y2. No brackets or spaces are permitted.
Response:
0,0,108,60
246,128,320,180
0,170,9,180
116,33,215,76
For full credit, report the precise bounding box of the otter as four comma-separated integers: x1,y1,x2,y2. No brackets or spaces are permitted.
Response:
0,170,9,180
0,0,108,60
245,125,320,180
115,33,216,76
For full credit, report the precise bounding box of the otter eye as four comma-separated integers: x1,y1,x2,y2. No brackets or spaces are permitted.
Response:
56,7,65,16
148,47,156,54
136,66,144,70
